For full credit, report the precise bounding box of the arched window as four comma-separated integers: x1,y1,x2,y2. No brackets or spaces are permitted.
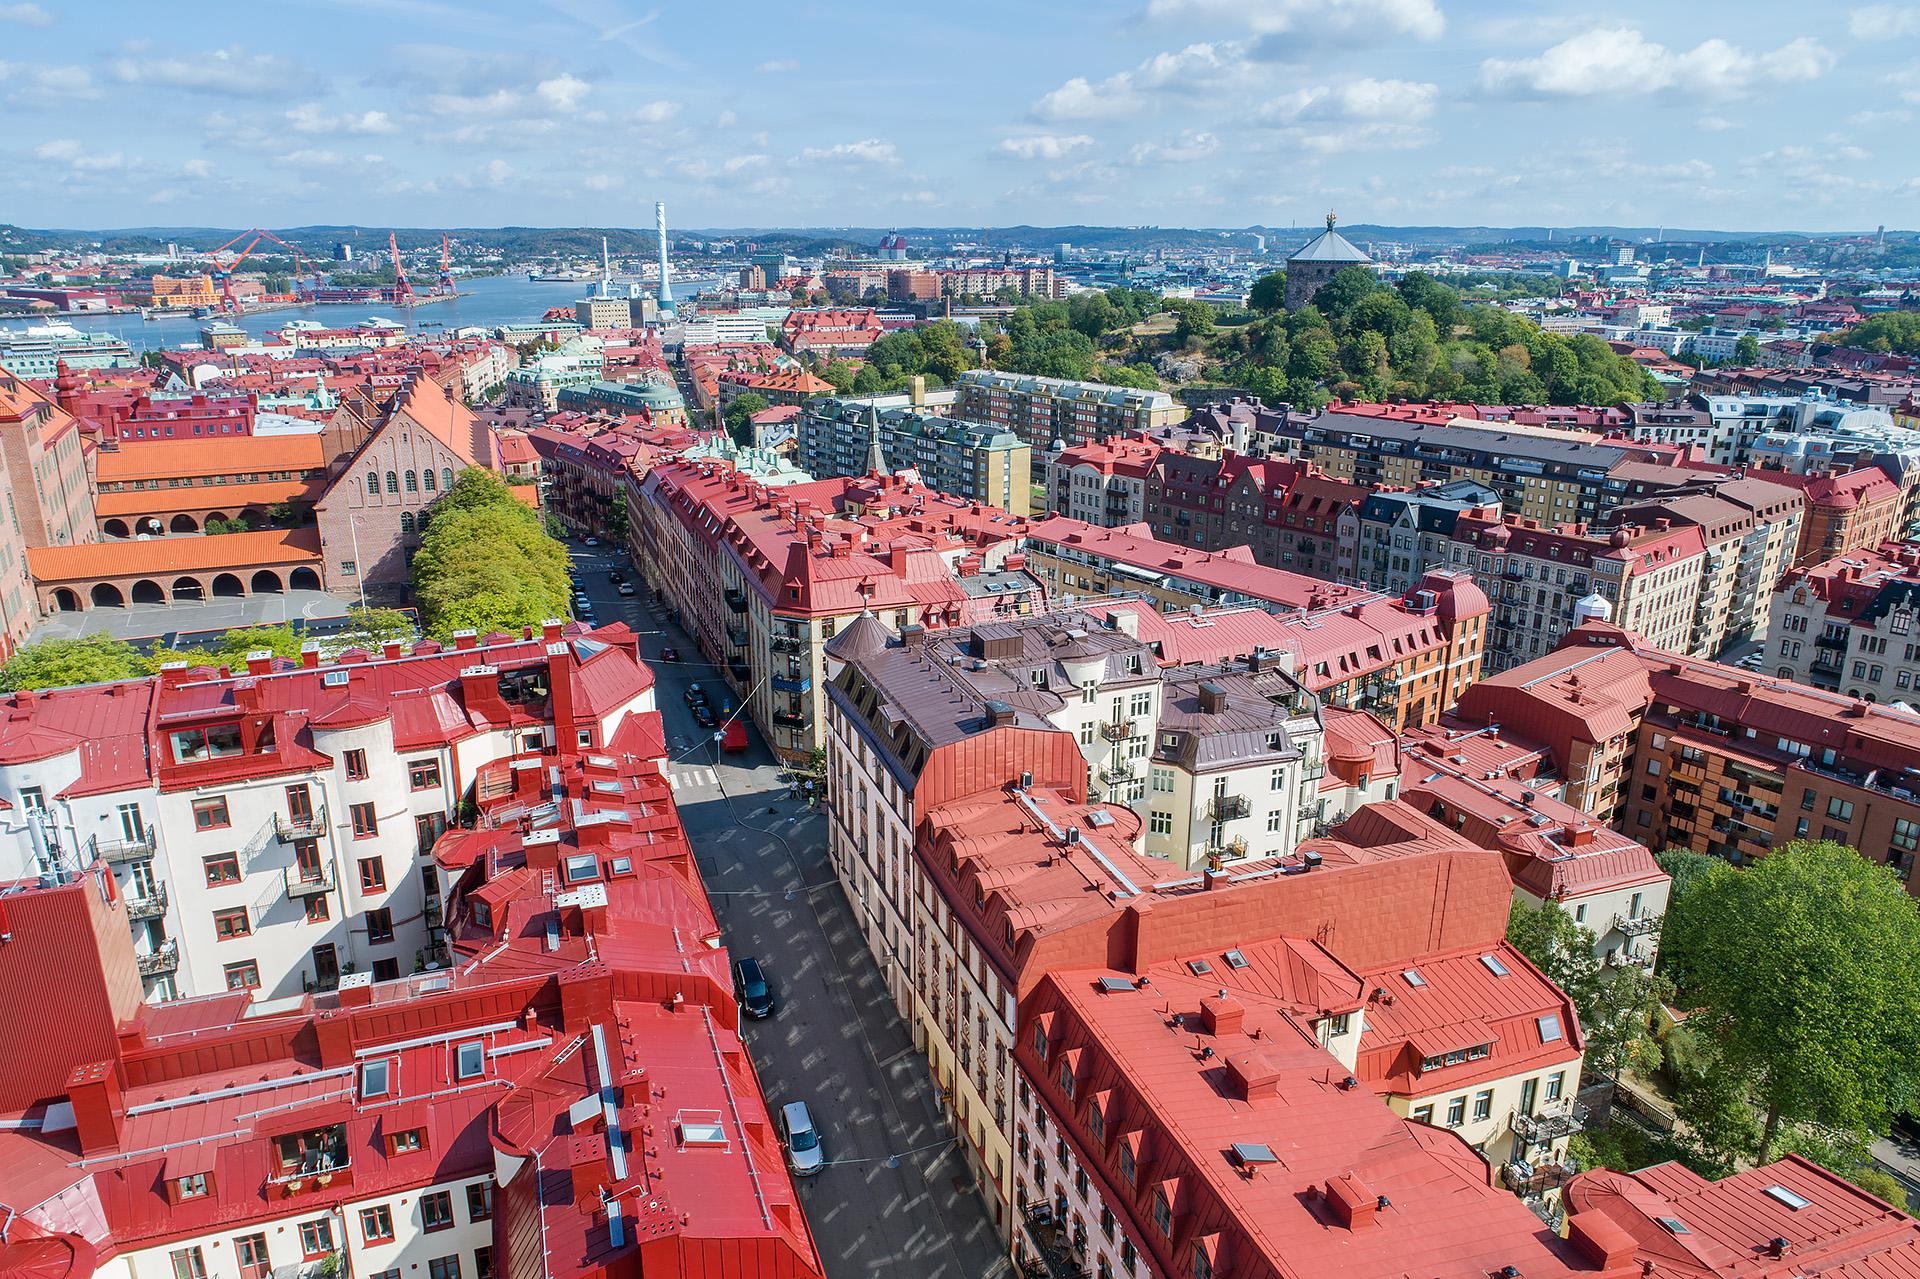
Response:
400,512,415,534
366,471,379,496
404,470,418,493
441,467,454,491
385,471,399,494
422,469,437,492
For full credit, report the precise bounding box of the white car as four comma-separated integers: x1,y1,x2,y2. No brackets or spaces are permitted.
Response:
780,1100,823,1176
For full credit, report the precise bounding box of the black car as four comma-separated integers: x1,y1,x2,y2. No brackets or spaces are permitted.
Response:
691,703,718,728
734,956,775,1018
659,646,680,663
684,683,708,708
607,569,624,584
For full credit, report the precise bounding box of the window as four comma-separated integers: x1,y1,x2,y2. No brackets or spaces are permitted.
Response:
421,1191,455,1232
1537,1014,1563,1043
1412,1104,1434,1124
409,759,442,790
385,471,399,494
474,1249,492,1279
298,1219,334,1259
1473,1089,1494,1121
1546,1071,1565,1101
193,797,231,830
428,1258,460,1279
171,1248,207,1279
367,908,394,944
1058,1060,1075,1099
372,1271,401,1279
366,472,379,496
341,560,356,576
1446,1096,1466,1126
360,858,386,893
361,1059,390,1098
1895,819,1920,852
456,1040,485,1080
223,959,260,990
344,749,369,780
390,1128,424,1154
214,906,251,939
1118,1142,1136,1185
234,1234,269,1279
361,1205,395,1243
404,470,418,493
1151,767,1174,793
423,468,437,492
1193,1245,1213,1279
373,957,399,982
1827,797,1855,822
351,802,378,837
466,1182,493,1222
1148,810,1172,836
1152,1190,1173,1236
304,895,330,924
400,511,415,535
203,852,240,885
176,1173,209,1199
442,467,454,491
1322,1012,1351,1038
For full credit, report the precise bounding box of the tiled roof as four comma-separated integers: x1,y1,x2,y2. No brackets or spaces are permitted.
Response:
28,527,322,582
94,479,322,518
93,434,326,483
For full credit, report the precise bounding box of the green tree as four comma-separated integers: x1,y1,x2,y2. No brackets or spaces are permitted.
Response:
413,471,570,639
0,635,144,691
1734,334,1762,364
1172,301,1215,343
344,606,417,647
1248,271,1288,313
1507,900,1671,1084
1092,362,1161,390
724,392,770,446
1662,841,1920,1162
1068,291,1115,338
1396,272,1462,335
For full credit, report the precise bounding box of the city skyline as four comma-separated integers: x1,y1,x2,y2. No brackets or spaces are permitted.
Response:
2,0,1917,231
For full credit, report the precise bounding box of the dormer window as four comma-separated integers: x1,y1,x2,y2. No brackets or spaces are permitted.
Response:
1032,1021,1048,1059
360,1059,391,1098
175,1172,209,1199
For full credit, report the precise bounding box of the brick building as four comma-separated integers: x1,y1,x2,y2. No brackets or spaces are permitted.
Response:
1760,462,1909,566
1770,541,1920,695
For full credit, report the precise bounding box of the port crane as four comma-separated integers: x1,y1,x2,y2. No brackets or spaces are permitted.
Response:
207,227,314,313
389,231,416,306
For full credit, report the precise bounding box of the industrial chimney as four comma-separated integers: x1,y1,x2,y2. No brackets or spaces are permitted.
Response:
655,201,676,314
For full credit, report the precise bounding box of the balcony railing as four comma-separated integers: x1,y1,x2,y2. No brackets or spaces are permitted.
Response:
1207,793,1251,821
772,674,812,693
728,659,751,681
1502,1159,1577,1197
126,884,168,921
1020,1205,1088,1279
267,1154,353,1196
1512,1104,1585,1145
275,803,328,842
136,939,179,977
90,825,155,863
772,710,807,727
1207,836,1250,862
1099,719,1135,742
284,864,335,899
770,636,802,655
725,589,748,613
1612,913,1661,937
726,623,749,648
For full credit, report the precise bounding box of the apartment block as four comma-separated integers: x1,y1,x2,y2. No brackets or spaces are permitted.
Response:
1358,479,1502,595
1141,451,1365,583
1043,434,1160,526
797,397,1030,513
1769,541,1920,698
954,369,1178,474
1759,462,1909,566
0,621,656,1003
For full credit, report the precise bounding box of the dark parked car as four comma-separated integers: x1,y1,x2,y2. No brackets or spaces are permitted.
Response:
684,683,707,708
734,956,774,1018
691,703,717,728
658,646,680,662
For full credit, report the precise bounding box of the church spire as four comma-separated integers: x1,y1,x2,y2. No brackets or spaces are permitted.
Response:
863,405,887,477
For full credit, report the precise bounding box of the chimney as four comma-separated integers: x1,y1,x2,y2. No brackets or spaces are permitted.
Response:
452,629,479,651
336,971,374,1009
547,642,580,758
984,700,1016,728
1223,1051,1281,1101
1324,1173,1377,1229
157,661,190,688
542,617,565,643
1199,995,1243,1037
381,641,403,661
1197,681,1227,715
300,642,322,669
65,1060,122,1155
900,623,926,648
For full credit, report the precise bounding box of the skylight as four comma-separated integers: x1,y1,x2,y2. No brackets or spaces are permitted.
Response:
678,1121,727,1146
1480,954,1511,977
1656,1216,1691,1236
1537,1014,1564,1043
1765,1185,1812,1210
1223,949,1249,970
1402,968,1426,988
1232,1142,1279,1166
1186,959,1212,975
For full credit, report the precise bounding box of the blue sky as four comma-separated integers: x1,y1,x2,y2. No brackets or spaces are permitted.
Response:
2,0,1916,232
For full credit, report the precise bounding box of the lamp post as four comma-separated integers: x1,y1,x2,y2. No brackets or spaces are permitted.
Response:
347,515,367,612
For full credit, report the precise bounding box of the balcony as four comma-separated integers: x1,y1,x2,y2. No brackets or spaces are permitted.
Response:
91,825,156,863
125,884,168,921
268,1154,354,1197
728,659,751,681
1020,1204,1088,1279
275,803,328,842
1098,719,1135,742
1512,1104,1585,1145
772,710,807,727
770,635,802,655
283,864,335,899
424,897,443,929
136,940,179,977
1207,835,1250,863
1613,913,1661,938
725,589,748,613
772,674,813,693
1097,761,1135,786
1207,793,1251,821
1502,1160,1577,1198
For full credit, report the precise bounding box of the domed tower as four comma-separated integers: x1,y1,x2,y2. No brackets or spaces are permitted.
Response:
1285,211,1373,310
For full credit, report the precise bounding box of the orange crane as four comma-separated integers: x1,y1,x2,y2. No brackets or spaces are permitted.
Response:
438,233,455,295
208,227,313,312
389,231,415,306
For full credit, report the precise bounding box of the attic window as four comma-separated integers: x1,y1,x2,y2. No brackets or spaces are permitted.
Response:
563,853,599,884
360,1059,391,1098
1186,959,1212,976
1480,954,1511,977
1656,1216,1691,1236
677,1121,728,1146
324,670,349,687
607,855,634,877
1232,1142,1279,1166
1765,1185,1811,1210
1223,949,1248,970
1537,1014,1564,1043
1401,968,1426,988
455,1041,485,1080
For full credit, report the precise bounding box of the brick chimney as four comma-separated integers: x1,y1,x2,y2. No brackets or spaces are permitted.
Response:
65,1060,123,1155
1324,1172,1377,1229
1224,1051,1281,1101
1199,994,1243,1037
547,641,579,758
301,642,322,669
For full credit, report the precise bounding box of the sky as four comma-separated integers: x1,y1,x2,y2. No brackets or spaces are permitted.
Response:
1,0,1917,233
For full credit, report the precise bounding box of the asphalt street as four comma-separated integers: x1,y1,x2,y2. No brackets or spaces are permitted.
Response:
566,541,1012,1279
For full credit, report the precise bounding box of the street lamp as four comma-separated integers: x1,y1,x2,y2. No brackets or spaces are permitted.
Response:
347,515,368,612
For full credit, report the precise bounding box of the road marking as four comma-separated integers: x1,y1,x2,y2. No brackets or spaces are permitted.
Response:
669,767,718,791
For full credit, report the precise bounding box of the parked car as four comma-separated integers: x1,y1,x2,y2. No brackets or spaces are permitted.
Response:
584,537,600,547
607,569,624,584
659,646,680,662
692,703,717,728
779,1101,823,1176
684,683,707,708
617,582,636,597
734,956,775,1018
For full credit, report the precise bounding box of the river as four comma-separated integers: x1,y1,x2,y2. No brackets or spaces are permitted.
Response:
50,272,729,354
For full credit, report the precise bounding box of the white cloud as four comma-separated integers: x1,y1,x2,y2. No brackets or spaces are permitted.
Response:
799,138,898,164
0,61,97,100
484,158,512,184
33,138,124,171
1128,130,1220,163
1142,0,1443,42
1849,4,1920,37
1480,28,1834,100
997,134,1095,160
583,173,619,190
535,72,591,110
757,58,799,72
1031,41,1244,120
182,158,212,177
1262,78,1438,123
286,102,396,134
110,44,307,97
0,3,50,25
629,99,680,123
716,108,737,127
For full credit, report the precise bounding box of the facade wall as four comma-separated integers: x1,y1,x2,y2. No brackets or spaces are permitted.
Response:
315,423,467,597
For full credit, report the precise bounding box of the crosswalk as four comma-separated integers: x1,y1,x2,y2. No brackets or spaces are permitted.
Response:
669,766,719,793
